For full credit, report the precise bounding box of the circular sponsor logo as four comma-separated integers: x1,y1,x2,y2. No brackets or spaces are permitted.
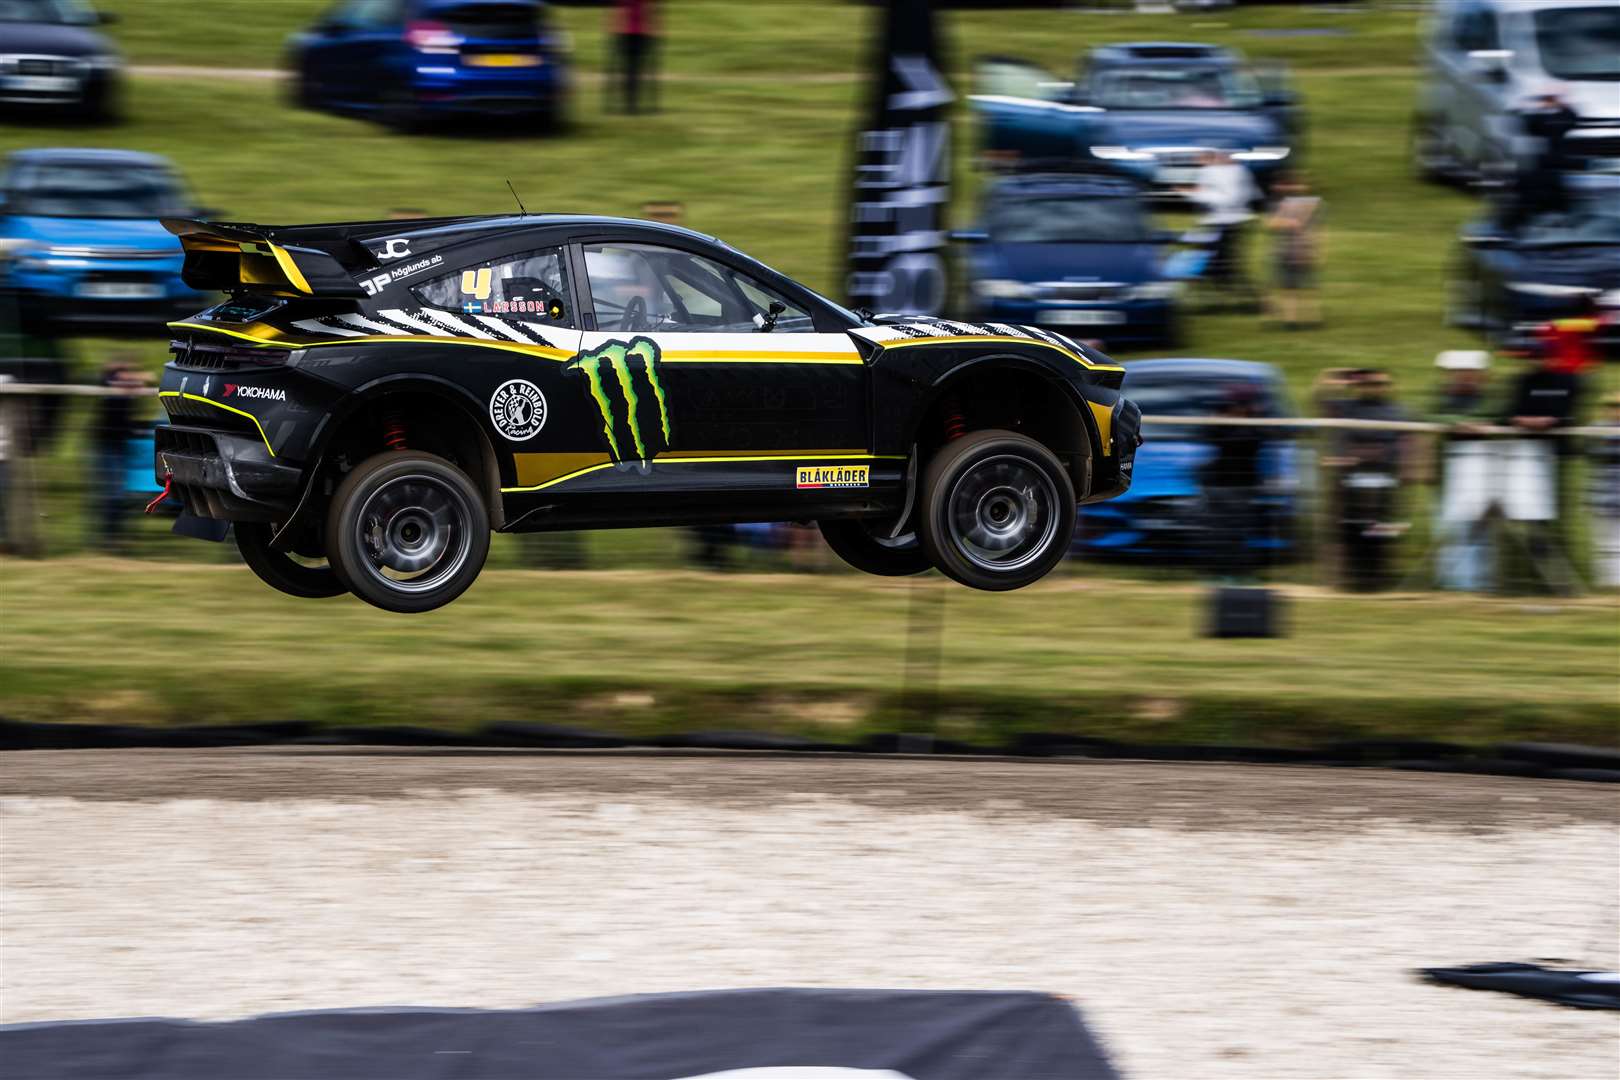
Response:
489,379,547,441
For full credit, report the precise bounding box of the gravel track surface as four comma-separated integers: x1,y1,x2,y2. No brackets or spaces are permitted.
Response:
3,750,1616,1079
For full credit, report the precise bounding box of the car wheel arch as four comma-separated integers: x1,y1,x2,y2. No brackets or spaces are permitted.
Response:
308,374,507,529
905,352,1101,500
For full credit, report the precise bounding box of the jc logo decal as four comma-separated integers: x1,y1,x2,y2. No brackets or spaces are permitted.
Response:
379,237,412,260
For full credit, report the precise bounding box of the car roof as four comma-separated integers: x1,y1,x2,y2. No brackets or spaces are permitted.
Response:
5,147,174,168
986,172,1140,199
1124,358,1280,380
259,213,723,249
1090,42,1235,66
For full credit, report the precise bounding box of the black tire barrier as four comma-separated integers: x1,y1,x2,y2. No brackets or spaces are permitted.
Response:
1,717,1615,782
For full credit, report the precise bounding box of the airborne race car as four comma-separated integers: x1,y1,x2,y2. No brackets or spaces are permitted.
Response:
154,214,1140,612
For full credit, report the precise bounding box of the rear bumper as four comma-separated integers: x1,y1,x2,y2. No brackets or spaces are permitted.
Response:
154,425,303,522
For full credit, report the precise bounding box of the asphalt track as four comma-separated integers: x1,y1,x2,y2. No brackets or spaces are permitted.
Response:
3,750,1617,1078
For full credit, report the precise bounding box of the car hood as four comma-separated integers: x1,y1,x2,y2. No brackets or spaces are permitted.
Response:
1093,109,1281,150
0,21,115,58
980,241,1160,287
1510,243,1620,286
4,215,182,253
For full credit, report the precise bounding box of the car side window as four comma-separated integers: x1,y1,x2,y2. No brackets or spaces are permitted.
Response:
582,243,811,333
331,0,397,29
412,247,573,326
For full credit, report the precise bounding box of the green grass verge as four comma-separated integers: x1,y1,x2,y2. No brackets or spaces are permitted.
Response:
3,559,1615,748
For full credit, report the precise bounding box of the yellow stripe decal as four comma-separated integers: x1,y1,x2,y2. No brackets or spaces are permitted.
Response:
158,391,276,457
1088,400,1114,457
875,335,1125,373
269,244,314,296
502,453,906,493
658,350,863,365
167,323,573,361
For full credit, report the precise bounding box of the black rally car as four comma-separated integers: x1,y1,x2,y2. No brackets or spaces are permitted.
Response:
155,214,1140,612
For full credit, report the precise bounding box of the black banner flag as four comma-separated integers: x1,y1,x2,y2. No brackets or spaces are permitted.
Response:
844,0,953,317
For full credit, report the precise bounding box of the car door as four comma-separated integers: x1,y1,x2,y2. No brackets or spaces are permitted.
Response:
571,240,870,476
302,0,403,109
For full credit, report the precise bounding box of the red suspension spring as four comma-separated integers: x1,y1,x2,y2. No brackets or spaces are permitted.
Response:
382,412,408,451
942,399,967,441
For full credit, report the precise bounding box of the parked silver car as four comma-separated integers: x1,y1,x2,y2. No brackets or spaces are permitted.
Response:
1413,0,1620,187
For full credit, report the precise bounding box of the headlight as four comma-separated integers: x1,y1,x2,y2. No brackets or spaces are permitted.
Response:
1506,281,1601,297
1232,146,1291,162
1091,145,1155,162
973,278,1035,300
1128,281,1181,301
87,54,122,70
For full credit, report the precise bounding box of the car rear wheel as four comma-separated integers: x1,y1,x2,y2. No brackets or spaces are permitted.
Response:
325,451,490,614
234,522,346,599
818,518,931,577
919,429,1076,592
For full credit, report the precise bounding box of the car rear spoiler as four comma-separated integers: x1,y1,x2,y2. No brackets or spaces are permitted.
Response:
162,218,367,299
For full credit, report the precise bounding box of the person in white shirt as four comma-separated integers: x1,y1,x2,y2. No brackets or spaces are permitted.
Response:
1187,150,1258,305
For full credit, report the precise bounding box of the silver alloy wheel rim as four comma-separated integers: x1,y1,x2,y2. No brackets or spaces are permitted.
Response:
945,454,1059,573
355,473,472,594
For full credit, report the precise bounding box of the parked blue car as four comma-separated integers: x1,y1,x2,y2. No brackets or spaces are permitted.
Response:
973,44,1300,198
954,171,1180,346
289,0,570,130
0,148,206,333
1074,358,1306,559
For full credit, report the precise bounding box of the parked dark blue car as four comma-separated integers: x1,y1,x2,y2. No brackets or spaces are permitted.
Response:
1450,196,1620,353
1075,358,1306,559
954,171,1180,346
289,0,570,130
0,148,206,332
973,44,1300,197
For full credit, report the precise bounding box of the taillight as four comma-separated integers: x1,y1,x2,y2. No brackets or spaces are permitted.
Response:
405,20,461,51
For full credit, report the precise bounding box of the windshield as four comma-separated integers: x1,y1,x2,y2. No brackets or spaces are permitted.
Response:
1519,207,1620,246
0,0,96,23
1533,6,1620,81
1124,372,1282,418
987,195,1146,244
1091,66,1262,110
6,162,191,219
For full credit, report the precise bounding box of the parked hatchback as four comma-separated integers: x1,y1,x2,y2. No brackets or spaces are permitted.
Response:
1414,0,1620,188
0,148,208,333
288,0,570,131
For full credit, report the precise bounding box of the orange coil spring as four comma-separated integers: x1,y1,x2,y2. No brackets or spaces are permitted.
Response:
382,413,408,451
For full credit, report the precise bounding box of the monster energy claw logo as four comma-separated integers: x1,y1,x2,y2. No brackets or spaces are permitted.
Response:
566,336,672,465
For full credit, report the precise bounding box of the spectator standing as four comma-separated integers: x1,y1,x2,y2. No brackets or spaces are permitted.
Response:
1201,383,1267,580
1590,392,1620,589
1335,369,1410,592
611,0,660,115
1264,171,1321,329
0,372,42,557
1188,150,1257,307
1506,90,1577,230
89,358,150,553
1499,342,1583,587
1431,350,1496,591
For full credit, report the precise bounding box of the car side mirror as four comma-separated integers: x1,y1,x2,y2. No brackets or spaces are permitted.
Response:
949,229,989,244
98,10,119,24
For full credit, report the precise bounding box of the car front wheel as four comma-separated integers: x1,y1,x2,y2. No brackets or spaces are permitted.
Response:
818,517,931,577
325,451,490,613
919,429,1076,591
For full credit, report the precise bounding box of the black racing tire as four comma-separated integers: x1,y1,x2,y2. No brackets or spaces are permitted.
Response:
818,518,931,577
919,429,1076,592
324,451,490,614
234,522,346,599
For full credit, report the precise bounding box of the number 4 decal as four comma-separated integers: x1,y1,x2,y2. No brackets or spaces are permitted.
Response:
461,268,493,300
